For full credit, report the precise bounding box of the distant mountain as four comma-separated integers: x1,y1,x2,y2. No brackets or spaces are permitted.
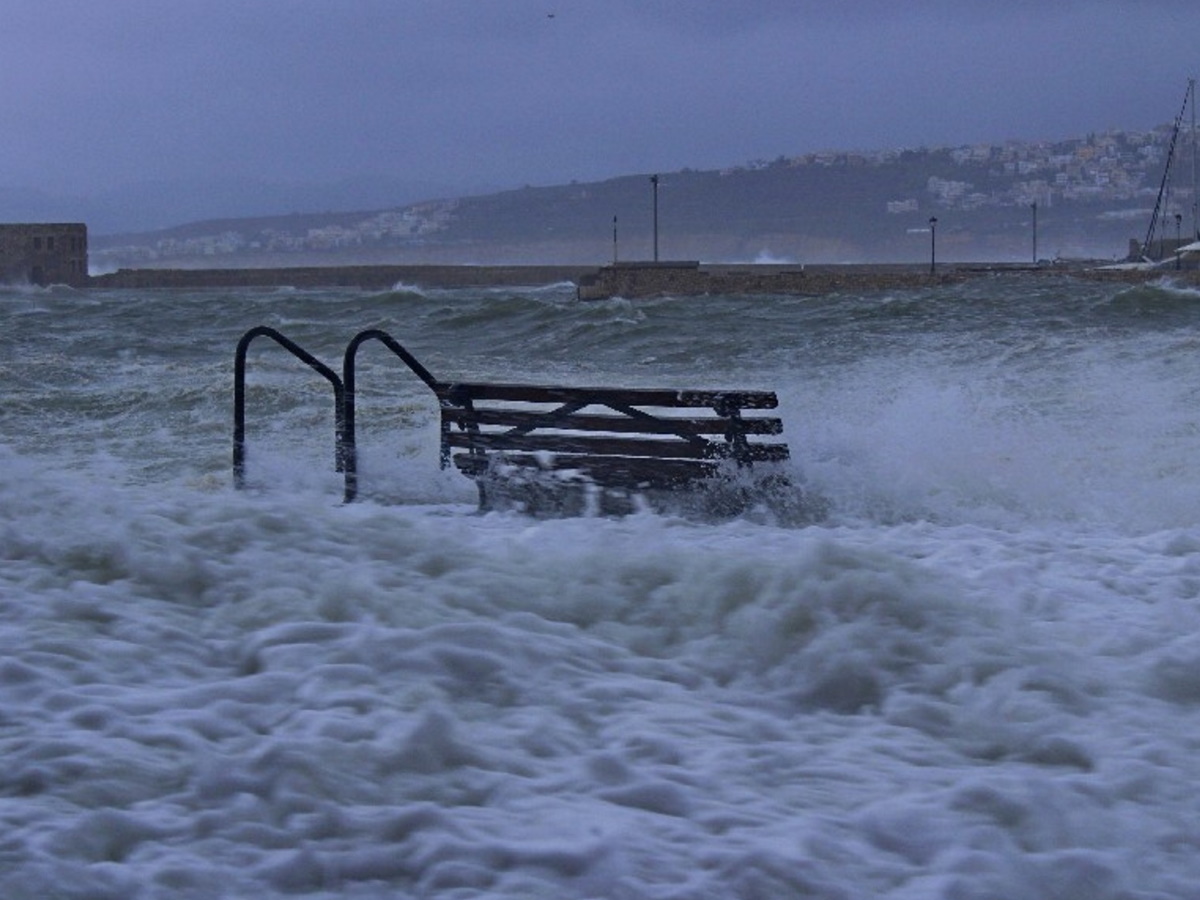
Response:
2,174,503,236
88,128,1190,269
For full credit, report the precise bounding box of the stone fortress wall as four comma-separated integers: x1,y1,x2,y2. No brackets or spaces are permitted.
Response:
0,223,88,287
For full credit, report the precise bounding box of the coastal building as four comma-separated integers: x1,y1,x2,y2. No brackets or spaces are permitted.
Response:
0,223,88,287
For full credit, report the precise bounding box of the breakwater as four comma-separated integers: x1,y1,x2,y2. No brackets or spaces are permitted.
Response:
88,264,594,291
85,260,1194,297
576,262,969,299
575,260,1200,299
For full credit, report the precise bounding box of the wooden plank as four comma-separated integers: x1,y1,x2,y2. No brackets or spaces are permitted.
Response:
448,432,712,459
439,382,778,410
442,408,784,436
446,431,790,461
453,452,723,489
455,452,791,490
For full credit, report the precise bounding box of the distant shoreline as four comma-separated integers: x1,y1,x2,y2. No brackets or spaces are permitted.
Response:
85,261,1198,298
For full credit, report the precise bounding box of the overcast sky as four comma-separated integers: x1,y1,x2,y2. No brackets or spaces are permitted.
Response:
3,1,1200,229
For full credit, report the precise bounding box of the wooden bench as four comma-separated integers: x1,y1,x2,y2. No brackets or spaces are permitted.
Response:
237,327,801,517
432,380,792,515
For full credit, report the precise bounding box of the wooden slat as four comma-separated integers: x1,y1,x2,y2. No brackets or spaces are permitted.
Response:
453,452,722,489
448,432,711,459
442,408,784,436
446,431,789,462
439,382,778,410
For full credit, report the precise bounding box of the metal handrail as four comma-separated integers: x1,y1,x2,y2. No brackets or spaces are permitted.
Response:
233,326,346,491
342,329,444,501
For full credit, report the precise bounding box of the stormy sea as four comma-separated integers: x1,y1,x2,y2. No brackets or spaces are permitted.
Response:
4,274,1200,899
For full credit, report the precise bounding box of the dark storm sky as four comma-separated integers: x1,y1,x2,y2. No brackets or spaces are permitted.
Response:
3,1,1198,228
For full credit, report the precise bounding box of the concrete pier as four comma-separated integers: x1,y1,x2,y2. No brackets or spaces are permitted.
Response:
89,264,594,291
83,259,1197,297
575,262,969,299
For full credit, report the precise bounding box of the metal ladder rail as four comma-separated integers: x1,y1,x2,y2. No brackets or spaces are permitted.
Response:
233,326,346,491
342,329,444,502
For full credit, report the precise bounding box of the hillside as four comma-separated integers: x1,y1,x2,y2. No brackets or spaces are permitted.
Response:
90,128,1192,270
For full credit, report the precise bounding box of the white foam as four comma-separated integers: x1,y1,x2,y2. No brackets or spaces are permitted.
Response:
5,280,1200,896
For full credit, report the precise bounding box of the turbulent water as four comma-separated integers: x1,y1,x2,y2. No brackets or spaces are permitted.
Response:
4,275,1200,898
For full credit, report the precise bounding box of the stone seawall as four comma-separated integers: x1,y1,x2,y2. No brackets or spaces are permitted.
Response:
576,261,1200,299
88,264,595,291
85,260,1196,297
576,263,970,299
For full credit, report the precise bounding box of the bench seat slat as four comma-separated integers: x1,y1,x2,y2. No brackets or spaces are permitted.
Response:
447,431,790,461
439,382,778,409
443,409,784,436
453,452,752,490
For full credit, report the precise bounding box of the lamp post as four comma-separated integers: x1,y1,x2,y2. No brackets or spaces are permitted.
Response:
929,216,937,275
650,174,660,262
612,216,618,264
1031,201,1038,265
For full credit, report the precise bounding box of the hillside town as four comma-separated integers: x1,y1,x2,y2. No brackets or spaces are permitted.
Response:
789,126,1182,213
112,199,461,262
91,123,1196,268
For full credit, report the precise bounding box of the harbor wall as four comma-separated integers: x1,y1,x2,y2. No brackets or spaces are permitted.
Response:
575,262,970,299
89,264,594,291
83,259,1194,297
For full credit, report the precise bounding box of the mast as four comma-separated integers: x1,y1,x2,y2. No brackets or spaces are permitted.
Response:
1143,81,1191,257
1192,77,1197,241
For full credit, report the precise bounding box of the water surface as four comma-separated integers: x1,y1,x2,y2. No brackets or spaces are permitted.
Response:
3,275,1200,898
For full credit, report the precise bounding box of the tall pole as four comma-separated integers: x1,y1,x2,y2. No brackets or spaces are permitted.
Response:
612,215,618,264
929,216,937,275
1192,78,1198,240
650,174,659,262
1032,200,1041,264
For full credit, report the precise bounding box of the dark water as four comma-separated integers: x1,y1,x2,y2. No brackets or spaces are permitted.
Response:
3,274,1200,898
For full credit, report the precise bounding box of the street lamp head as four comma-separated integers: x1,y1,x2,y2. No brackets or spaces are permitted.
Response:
929,216,937,226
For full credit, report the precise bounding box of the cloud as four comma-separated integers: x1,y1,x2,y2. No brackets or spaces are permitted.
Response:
2,1,1198,229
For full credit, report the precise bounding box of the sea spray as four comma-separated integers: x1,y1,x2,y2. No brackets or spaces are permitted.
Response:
4,277,1200,897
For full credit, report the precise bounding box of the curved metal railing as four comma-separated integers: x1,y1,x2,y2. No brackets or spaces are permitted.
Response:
341,329,443,501
233,326,346,492
234,327,444,502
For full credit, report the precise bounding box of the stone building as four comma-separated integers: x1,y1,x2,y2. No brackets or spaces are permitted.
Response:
0,223,88,287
